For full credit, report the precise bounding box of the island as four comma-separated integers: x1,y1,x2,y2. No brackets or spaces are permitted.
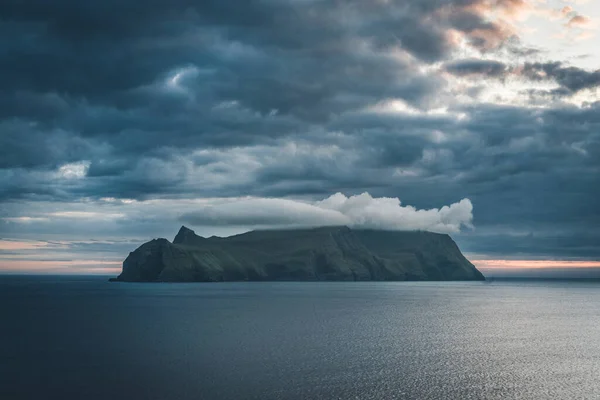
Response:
110,225,485,282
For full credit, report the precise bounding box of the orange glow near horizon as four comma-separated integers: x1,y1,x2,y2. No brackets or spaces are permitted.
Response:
0,260,121,274
1,259,600,275
472,260,600,270
0,240,54,251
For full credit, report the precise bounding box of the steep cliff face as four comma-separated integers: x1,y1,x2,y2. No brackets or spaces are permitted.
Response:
112,226,485,282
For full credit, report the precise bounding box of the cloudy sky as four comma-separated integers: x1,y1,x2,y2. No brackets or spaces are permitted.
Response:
1,0,600,276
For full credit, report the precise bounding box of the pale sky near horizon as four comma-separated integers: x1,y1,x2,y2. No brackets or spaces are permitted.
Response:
1,0,599,275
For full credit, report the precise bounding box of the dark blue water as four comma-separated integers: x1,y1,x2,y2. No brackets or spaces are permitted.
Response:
2,276,600,399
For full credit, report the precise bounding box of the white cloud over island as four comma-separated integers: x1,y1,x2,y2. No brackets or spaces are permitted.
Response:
2,192,474,240
180,192,474,234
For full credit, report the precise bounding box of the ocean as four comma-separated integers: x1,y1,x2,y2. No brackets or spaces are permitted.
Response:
1,276,599,399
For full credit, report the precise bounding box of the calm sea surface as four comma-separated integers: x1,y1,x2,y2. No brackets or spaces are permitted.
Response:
1,276,600,400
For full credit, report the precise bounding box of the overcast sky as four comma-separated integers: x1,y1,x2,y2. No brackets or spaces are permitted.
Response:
1,0,599,274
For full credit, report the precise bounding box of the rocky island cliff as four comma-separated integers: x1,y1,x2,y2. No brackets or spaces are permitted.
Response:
111,226,484,282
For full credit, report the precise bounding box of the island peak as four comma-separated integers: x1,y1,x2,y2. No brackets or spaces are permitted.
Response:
173,225,205,245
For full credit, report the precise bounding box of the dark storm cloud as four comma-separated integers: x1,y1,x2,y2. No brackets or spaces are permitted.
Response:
444,59,510,77
521,62,600,94
443,59,600,98
457,227,600,260
0,0,513,108
0,0,501,172
0,121,94,169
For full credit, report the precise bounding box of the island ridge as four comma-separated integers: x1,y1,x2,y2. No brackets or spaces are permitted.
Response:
111,226,485,282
